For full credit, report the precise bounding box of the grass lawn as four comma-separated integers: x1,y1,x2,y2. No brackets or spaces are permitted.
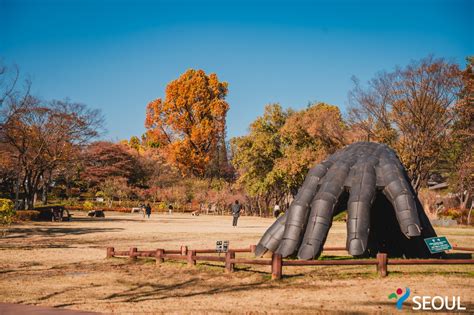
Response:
0,211,472,313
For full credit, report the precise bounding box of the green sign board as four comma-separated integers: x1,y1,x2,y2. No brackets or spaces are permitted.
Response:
424,236,452,253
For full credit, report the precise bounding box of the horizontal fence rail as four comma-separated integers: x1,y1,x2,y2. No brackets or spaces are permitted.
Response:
106,245,474,280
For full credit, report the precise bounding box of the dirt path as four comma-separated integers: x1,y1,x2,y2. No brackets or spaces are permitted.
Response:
0,212,473,313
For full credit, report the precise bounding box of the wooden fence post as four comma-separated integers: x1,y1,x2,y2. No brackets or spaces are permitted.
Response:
377,253,388,277
106,247,114,258
187,250,196,267
271,253,282,280
129,247,137,261
181,245,188,256
225,250,235,273
155,249,164,265
250,244,257,254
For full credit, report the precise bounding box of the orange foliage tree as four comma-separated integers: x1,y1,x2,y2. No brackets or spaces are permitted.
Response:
275,103,347,192
145,69,229,177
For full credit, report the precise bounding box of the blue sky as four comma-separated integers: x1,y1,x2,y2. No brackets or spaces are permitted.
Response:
1,0,472,141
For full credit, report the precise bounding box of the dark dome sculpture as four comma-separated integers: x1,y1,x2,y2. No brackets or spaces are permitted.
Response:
256,142,439,259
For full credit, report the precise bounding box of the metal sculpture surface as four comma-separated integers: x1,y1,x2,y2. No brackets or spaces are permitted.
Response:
256,142,438,259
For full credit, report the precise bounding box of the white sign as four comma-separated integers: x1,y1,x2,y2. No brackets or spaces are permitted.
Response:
216,240,229,252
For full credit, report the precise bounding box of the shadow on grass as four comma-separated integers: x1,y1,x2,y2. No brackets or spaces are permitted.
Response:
387,270,474,277
15,283,102,305
102,278,276,303
3,227,124,239
38,284,102,301
70,217,138,223
233,264,307,279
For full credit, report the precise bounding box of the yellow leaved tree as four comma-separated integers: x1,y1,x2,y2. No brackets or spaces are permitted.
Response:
145,69,229,177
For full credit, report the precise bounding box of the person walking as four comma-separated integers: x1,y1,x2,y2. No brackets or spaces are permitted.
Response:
145,203,152,219
231,200,242,227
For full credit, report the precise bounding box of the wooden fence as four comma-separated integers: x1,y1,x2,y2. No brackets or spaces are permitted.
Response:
106,245,474,280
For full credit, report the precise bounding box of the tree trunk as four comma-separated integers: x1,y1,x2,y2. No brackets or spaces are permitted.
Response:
66,179,72,200
42,182,48,205
257,195,262,217
42,171,52,205
25,195,34,210
14,175,21,210
263,191,272,217
461,191,470,210
24,171,42,210
23,178,33,210
468,206,473,225
411,174,421,192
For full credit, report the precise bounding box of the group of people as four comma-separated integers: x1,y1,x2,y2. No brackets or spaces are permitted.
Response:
231,201,283,227
136,200,282,227
139,203,152,219
138,203,174,219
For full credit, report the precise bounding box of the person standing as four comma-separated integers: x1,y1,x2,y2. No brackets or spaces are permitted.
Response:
145,203,152,219
231,200,242,227
273,204,281,218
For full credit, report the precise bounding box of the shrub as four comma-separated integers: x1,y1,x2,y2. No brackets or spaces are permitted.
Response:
157,201,167,211
0,198,15,224
333,211,347,222
0,198,15,237
83,201,94,211
440,208,463,220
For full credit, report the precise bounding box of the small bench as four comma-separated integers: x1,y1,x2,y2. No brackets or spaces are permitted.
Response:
131,207,143,213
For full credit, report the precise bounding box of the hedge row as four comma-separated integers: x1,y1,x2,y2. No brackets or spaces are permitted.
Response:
15,210,40,221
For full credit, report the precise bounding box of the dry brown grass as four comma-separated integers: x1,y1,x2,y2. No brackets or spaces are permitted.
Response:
0,211,473,314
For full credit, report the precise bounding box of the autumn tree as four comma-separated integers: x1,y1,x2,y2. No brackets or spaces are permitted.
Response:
99,177,131,207
81,141,139,188
349,56,463,190
231,103,349,216
128,136,142,153
448,57,473,210
0,62,31,202
135,148,180,189
0,143,16,197
348,73,398,146
1,98,102,209
231,104,289,215
274,103,346,193
145,69,230,177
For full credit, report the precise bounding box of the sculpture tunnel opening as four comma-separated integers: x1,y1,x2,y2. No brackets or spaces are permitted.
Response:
334,191,439,258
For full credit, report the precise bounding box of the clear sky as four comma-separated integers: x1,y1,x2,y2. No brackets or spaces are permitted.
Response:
1,0,472,141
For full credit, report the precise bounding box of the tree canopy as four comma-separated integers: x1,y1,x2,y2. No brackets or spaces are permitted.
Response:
230,103,347,215
349,56,463,190
1,55,471,218
145,69,229,177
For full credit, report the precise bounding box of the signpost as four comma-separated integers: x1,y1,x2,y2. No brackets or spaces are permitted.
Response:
424,236,452,254
216,240,229,253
